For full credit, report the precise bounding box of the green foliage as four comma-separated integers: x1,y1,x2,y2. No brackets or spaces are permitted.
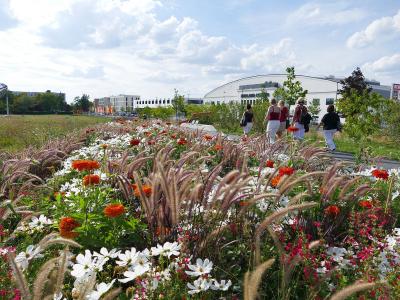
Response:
273,66,308,107
381,99,400,142
252,99,269,133
336,90,386,141
73,94,92,113
172,89,186,118
137,106,175,120
308,99,321,117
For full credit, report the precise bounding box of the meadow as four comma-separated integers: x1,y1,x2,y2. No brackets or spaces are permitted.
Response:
0,115,109,153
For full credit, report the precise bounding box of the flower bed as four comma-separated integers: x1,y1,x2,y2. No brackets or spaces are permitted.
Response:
1,120,400,299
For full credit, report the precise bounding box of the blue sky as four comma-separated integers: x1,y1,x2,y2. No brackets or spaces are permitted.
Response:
0,0,399,102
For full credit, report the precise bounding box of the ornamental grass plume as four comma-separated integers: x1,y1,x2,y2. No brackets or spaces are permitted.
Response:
104,203,125,218
59,217,80,239
71,160,100,172
243,258,275,300
329,281,382,300
83,174,100,186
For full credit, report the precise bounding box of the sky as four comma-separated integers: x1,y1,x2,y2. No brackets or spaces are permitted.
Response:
0,0,399,103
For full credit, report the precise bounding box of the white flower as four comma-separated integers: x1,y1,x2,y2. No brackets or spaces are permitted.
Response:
187,278,211,294
151,242,181,258
71,250,106,278
327,247,347,263
119,264,150,283
29,215,53,229
93,248,120,260
15,245,43,270
211,279,232,291
116,248,138,267
86,280,115,300
53,292,64,300
186,258,213,277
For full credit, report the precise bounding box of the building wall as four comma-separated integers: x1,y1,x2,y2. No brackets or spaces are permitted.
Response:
204,74,340,121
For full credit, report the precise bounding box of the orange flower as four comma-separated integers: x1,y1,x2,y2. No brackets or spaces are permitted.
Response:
203,134,213,141
133,184,152,197
59,217,80,239
130,139,140,146
239,200,250,207
266,160,274,168
324,205,340,216
72,160,100,172
214,144,223,151
287,126,299,132
83,174,100,186
271,175,282,187
144,131,152,137
101,144,108,149
156,226,172,236
279,166,295,176
104,203,125,218
177,138,187,145
371,169,389,180
359,200,373,209
54,191,65,198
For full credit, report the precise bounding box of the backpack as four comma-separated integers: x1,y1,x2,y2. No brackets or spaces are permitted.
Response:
240,112,247,127
300,108,312,125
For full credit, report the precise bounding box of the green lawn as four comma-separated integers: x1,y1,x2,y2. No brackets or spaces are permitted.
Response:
0,115,109,153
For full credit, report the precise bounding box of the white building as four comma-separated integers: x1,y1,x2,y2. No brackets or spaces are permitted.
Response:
203,74,391,120
110,94,140,112
136,98,172,108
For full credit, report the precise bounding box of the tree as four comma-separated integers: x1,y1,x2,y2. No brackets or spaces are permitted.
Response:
339,67,372,97
273,67,308,109
308,99,321,117
256,89,269,103
172,89,186,120
12,94,33,114
73,94,91,113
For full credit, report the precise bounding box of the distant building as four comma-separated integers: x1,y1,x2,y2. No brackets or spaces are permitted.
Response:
11,90,66,101
204,74,392,121
391,84,400,100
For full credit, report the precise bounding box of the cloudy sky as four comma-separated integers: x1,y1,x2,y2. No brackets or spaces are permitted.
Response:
0,0,399,102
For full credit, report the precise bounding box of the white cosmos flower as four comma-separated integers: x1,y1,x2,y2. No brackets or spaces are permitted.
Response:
327,247,347,263
15,245,43,270
186,258,213,277
29,215,53,229
93,248,120,260
187,278,211,294
151,242,181,258
116,248,138,267
71,250,106,279
211,279,232,291
119,264,151,283
86,279,115,300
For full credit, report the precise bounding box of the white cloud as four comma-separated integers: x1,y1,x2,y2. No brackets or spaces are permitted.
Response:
287,2,367,26
363,53,400,73
347,10,400,48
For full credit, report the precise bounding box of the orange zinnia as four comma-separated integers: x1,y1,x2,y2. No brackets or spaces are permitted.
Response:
130,139,140,146
371,169,389,180
133,184,152,197
59,217,80,239
203,134,213,141
324,205,340,216
266,160,274,168
83,174,100,186
104,203,125,218
214,144,223,151
359,200,373,209
271,175,282,187
279,166,295,176
72,160,100,172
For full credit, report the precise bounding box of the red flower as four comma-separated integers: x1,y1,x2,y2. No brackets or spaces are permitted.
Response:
287,126,299,132
83,174,100,186
104,203,125,218
177,138,187,145
371,169,389,180
239,200,250,207
359,200,373,209
144,131,152,137
59,217,80,239
266,160,274,168
130,139,140,146
71,160,100,172
148,140,155,145
171,134,177,139
324,205,340,216
203,134,213,141
279,166,295,176
214,144,223,151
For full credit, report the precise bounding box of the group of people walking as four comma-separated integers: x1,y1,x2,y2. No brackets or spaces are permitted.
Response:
241,98,341,151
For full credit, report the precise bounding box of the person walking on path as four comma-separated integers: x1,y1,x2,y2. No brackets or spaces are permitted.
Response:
265,99,281,143
277,100,289,138
242,103,254,138
292,98,308,140
317,104,341,151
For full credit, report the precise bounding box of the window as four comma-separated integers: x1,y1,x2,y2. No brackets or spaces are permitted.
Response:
326,98,335,105
312,98,320,105
167,100,170,104
152,100,154,104
163,100,165,104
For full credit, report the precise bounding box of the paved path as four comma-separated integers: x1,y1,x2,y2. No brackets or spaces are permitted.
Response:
180,123,400,170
